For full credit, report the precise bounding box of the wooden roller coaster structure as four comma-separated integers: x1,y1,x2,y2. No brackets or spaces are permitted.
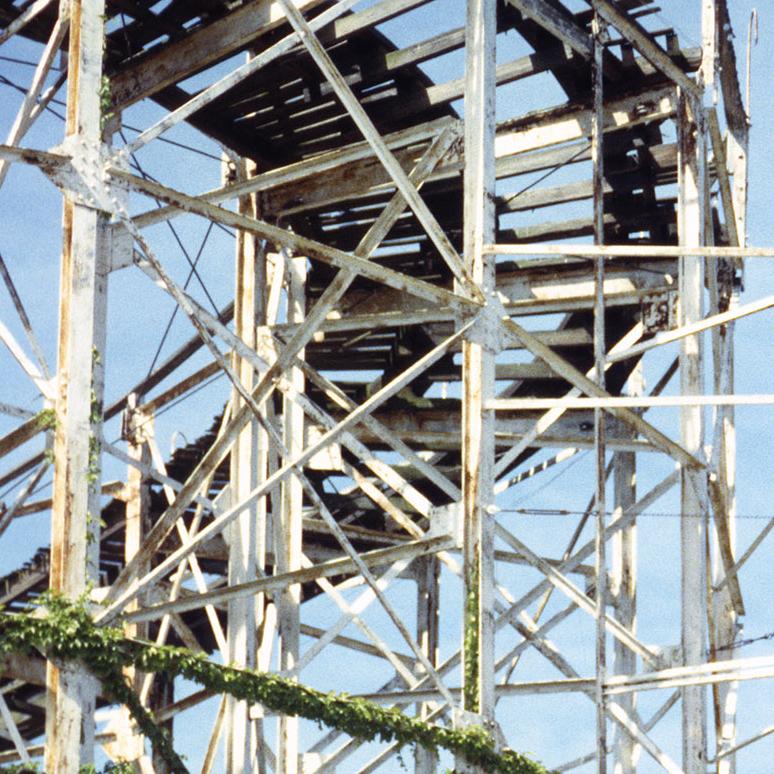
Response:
0,0,769,771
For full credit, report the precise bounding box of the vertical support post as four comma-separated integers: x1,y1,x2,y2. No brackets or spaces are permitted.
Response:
225,157,260,773
415,557,440,774
277,253,306,774
121,395,153,767
677,90,708,774
46,1,107,770
459,1,496,767
253,250,273,774
123,394,151,657
714,10,745,771
711,60,748,774
591,12,608,774
711,299,737,774
612,368,640,774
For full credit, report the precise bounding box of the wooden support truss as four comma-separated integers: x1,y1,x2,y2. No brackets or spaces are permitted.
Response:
0,0,770,772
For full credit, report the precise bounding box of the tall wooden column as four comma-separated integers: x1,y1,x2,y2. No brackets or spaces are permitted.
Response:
415,556,440,774
591,13,608,773
277,253,306,774
713,8,748,770
612,367,641,774
46,1,108,770
459,1,496,767
677,91,708,774
225,157,261,772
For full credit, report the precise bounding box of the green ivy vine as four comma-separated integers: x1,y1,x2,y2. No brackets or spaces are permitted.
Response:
0,595,551,774
0,763,133,774
464,562,480,713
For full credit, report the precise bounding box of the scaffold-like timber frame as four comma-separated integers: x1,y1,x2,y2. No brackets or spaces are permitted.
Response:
0,0,770,771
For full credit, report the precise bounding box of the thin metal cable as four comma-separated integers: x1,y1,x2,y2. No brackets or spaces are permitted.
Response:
145,219,216,377
505,450,589,508
499,141,592,205
0,74,227,160
120,133,220,317
714,630,774,655
0,55,62,69
500,507,774,521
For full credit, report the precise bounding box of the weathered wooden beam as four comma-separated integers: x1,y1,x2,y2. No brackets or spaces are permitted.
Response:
0,0,54,45
121,536,454,624
589,0,700,98
460,0,497,737
677,90,709,774
113,168,475,314
505,0,592,59
46,1,107,770
224,158,259,773
277,0,477,298
485,243,774,258
119,0,361,154
500,317,703,470
109,0,326,109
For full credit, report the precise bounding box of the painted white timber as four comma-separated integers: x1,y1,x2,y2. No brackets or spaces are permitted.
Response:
607,292,774,362
589,0,700,98
224,157,259,774
99,325,471,622
0,692,31,763
119,0,360,154
612,386,639,774
493,323,643,481
494,86,675,159
493,524,660,668
0,319,55,400
458,0,497,744
677,91,708,774
488,394,774,409
277,251,305,774
121,536,454,624
591,21,608,771
112,167,475,314
46,1,107,770
500,317,703,470
713,722,774,761
277,0,478,297
484,243,774,258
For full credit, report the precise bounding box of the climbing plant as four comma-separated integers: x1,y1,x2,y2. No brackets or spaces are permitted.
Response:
0,595,551,774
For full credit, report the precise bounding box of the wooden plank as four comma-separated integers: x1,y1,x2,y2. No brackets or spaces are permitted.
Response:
109,0,326,108
677,90,709,774
112,168,475,314
590,0,700,98
100,324,471,622
224,158,259,773
121,536,454,624
505,0,592,58
277,0,478,297
500,317,703,470
494,85,676,159
0,417,43,459
125,117,455,231
0,12,69,189
120,0,361,154
485,244,774,258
